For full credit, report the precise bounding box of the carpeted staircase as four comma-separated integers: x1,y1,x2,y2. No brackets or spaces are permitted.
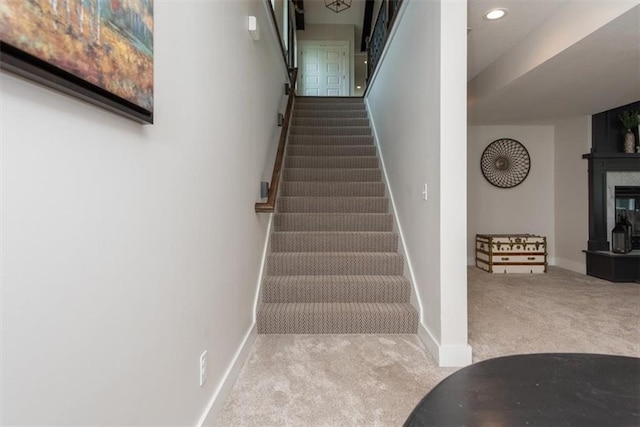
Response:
257,97,419,334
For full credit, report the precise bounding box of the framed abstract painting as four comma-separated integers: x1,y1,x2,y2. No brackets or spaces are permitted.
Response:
0,0,154,123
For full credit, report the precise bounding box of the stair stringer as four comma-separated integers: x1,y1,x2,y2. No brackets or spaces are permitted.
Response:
364,98,429,332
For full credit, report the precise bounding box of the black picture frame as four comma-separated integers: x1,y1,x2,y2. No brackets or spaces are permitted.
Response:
1,42,153,124
0,0,153,124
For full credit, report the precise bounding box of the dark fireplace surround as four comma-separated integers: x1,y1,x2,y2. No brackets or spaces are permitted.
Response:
583,101,640,282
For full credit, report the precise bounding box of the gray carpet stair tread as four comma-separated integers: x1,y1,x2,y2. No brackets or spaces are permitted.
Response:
266,252,404,275
277,196,389,213
283,168,382,182
294,103,366,111
293,110,368,118
270,231,398,252
296,97,364,103
292,118,370,127
291,126,371,136
289,135,374,145
274,213,394,231
286,156,378,169
257,302,418,334
280,182,385,197
287,145,377,156
262,275,411,303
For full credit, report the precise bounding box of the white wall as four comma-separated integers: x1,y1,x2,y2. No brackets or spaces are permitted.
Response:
297,23,356,95
467,126,556,264
554,116,590,273
367,0,470,367
1,1,287,424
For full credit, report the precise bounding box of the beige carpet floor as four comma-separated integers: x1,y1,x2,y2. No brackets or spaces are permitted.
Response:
215,267,640,426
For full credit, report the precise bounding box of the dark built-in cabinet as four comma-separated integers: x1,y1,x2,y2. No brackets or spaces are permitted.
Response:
583,101,640,282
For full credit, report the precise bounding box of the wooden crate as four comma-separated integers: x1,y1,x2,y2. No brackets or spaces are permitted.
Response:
476,234,547,274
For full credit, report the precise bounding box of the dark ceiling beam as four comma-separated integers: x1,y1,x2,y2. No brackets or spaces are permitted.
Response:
295,0,305,31
361,0,375,52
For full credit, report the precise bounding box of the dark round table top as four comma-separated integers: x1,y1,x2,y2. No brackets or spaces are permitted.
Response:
404,353,640,427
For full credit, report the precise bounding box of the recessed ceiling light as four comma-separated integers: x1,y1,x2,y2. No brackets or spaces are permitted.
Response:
484,8,507,20
364,60,367,64
356,86,362,89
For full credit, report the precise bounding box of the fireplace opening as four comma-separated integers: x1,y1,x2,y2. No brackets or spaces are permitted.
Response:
615,186,640,250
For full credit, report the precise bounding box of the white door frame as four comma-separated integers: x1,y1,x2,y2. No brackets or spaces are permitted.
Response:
297,40,350,96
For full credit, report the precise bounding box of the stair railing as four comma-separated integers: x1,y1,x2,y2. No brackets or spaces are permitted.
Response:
366,0,403,87
255,68,298,213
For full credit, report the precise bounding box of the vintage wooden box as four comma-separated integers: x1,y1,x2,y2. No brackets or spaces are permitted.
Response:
476,234,547,274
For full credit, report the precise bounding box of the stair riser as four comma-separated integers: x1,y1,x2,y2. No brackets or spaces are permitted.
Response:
286,157,378,169
257,306,418,334
271,233,398,252
262,283,410,303
289,135,374,146
280,182,385,197
294,110,368,119
291,126,371,136
274,214,393,231
287,146,376,157
296,97,364,104
283,169,381,182
267,254,404,275
292,118,370,127
294,104,366,111
277,197,388,213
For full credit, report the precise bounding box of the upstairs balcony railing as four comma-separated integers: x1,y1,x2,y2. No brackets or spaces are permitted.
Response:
367,0,403,85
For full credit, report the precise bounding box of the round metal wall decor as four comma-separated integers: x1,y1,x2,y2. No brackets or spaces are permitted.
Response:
480,138,531,188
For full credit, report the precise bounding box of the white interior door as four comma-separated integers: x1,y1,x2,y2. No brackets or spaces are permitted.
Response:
301,47,322,96
299,43,348,96
324,48,345,96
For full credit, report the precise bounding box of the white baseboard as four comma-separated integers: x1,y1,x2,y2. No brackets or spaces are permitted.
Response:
197,324,257,426
418,324,472,367
554,257,586,274
253,213,274,322
417,324,440,363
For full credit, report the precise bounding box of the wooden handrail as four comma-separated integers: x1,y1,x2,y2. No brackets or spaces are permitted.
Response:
255,68,298,213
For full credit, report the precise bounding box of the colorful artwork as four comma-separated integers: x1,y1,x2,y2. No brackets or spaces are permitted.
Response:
0,0,153,121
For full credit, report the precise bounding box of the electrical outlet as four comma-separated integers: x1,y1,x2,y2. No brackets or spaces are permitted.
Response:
199,351,207,386
422,183,428,201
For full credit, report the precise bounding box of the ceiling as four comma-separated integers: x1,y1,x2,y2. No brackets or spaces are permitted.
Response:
298,0,640,125
468,2,640,124
467,0,569,81
302,0,368,52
